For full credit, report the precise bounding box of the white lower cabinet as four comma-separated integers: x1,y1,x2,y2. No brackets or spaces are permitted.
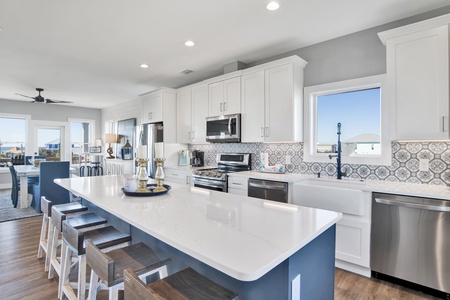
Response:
335,216,371,276
164,167,191,185
227,176,248,195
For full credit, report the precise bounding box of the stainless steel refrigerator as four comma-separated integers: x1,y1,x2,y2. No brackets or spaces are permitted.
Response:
139,122,163,178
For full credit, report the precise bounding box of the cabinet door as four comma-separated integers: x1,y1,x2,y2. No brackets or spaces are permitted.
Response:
265,64,295,142
387,25,449,140
223,77,241,114
241,71,265,142
176,89,192,144
208,81,224,116
191,85,208,143
142,92,163,123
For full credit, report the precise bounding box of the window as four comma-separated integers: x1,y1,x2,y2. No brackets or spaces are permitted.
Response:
303,75,391,165
0,114,29,159
69,119,95,164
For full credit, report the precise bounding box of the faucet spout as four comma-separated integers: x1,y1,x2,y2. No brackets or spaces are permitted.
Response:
329,123,344,180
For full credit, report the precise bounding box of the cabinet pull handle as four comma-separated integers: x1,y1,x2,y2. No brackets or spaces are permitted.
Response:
220,102,223,112
265,127,269,137
148,112,152,119
442,116,448,132
260,127,264,137
223,101,227,111
192,131,195,140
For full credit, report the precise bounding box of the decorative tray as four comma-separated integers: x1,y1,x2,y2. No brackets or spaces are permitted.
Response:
122,184,171,197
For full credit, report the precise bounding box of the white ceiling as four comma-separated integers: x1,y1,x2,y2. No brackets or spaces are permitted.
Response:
0,0,448,109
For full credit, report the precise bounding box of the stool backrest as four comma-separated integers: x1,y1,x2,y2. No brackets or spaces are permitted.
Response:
34,161,70,211
8,162,19,207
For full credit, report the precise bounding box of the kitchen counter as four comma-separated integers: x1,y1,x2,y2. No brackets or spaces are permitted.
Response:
231,171,450,200
55,175,341,299
55,175,340,281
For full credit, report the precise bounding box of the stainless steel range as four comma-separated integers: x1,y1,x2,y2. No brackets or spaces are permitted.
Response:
192,153,251,192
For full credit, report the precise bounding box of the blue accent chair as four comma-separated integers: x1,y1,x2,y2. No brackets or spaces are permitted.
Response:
8,162,36,208
31,161,71,213
25,155,45,184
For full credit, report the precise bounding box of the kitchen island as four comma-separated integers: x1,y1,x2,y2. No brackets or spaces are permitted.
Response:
55,175,342,299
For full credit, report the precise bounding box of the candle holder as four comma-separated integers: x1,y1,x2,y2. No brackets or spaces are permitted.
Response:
136,158,150,192
154,158,166,192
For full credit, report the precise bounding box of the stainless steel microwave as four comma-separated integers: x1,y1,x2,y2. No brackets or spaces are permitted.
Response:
206,114,241,143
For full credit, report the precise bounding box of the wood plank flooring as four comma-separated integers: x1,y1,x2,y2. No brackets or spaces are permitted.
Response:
0,216,442,300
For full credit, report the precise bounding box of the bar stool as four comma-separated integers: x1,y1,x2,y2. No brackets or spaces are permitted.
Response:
49,210,108,298
39,197,88,271
88,162,103,176
86,239,171,300
60,220,132,300
124,267,239,300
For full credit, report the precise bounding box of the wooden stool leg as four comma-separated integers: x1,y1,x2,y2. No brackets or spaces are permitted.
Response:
109,288,119,300
48,224,59,279
88,269,99,300
60,246,72,300
46,223,57,274
37,214,48,259
77,255,87,300
58,241,67,299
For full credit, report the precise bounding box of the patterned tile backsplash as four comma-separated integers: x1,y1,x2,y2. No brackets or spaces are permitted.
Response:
189,141,450,186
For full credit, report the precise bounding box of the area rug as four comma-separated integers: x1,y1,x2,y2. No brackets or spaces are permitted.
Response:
0,189,41,223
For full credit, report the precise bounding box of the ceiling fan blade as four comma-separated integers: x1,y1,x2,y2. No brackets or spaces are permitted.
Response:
45,98,73,104
15,93,35,99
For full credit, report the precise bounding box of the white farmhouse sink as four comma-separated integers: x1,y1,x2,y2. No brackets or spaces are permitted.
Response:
293,178,366,215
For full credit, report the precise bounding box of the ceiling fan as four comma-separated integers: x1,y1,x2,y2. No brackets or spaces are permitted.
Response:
15,88,73,104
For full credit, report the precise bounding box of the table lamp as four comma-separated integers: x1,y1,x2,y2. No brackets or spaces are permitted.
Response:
105,134,117,159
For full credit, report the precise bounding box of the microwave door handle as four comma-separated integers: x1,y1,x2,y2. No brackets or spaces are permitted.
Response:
228,117,232,135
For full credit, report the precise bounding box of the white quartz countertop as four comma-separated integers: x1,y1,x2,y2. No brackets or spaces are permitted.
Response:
55,175,341,281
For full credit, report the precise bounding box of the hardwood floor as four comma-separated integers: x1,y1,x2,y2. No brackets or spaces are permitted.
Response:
0,216,442,300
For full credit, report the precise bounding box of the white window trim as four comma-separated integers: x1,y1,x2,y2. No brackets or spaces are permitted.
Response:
68,118,96,149
31,120,69,161
0,113,31,155
303,74,391,166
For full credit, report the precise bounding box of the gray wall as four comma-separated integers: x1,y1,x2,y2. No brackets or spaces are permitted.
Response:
247,5,450,87
0,99,102,138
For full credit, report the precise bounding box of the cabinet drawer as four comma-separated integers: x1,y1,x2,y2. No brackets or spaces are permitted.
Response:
228,176,248,190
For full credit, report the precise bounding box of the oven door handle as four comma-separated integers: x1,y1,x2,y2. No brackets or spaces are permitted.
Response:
375,198,450,212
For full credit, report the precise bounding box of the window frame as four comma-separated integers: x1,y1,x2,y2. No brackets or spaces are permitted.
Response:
68,118,96,153
303,74,391,166
0,113,31,157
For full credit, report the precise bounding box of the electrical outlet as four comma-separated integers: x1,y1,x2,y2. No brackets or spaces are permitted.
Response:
292,274,300,300
419,159,429,172
286,155,291,165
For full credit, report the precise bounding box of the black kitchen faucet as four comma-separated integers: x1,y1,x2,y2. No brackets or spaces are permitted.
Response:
328,122,346,179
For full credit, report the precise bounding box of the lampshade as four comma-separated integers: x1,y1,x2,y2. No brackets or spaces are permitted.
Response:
104,134,117,144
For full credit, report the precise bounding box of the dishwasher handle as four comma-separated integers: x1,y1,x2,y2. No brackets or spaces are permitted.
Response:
374,198,450,212
248,180,287,190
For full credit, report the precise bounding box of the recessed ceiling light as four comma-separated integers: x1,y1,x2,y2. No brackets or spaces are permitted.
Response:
184,40,195,47
140,64,149,68
266,1,280,10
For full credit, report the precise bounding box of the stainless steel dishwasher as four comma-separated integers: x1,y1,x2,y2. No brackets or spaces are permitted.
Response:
371,192,450,297
247,178,288,203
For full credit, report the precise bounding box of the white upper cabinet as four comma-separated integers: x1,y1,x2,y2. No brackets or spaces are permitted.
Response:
241,71,265,142
176,84,208,144
241,56,306,143
208,76,241,116
140,88,176,143
176,88,192,144
191,85,208,143
379,15,450,140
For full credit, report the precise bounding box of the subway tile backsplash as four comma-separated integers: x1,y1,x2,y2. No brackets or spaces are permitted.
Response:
189,141,450,186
